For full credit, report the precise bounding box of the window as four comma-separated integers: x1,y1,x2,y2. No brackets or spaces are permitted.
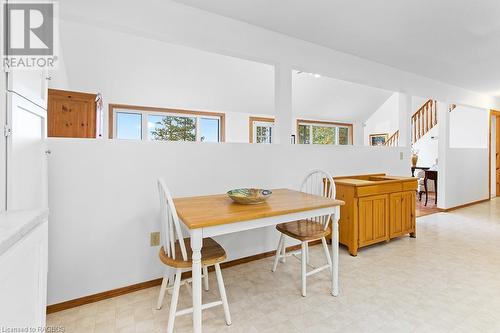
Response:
249,117,274,144
109,104,225,142
116,112,142,140
297,120,353,145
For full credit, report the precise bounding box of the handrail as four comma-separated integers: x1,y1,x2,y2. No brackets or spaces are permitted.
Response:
411,99,436,143
385,130,399,147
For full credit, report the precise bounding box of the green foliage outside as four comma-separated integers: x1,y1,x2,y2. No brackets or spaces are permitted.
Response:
338,127,349,145
298,124,310,144
256,126,272,143
151,116,196,141
313,126,336,144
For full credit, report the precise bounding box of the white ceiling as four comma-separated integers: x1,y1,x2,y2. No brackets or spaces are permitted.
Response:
174,0,500,97
293,72,393,122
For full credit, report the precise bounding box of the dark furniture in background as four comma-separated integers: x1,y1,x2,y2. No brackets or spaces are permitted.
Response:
411,166,430,177
423,170,438,206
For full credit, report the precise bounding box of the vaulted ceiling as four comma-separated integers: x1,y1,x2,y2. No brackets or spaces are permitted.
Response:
174,0,500,97
293,72,393,122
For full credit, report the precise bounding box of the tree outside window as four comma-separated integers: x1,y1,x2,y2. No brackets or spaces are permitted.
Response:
150,116,196,141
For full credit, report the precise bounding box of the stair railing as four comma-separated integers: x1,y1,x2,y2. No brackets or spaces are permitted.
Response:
411,99,437,143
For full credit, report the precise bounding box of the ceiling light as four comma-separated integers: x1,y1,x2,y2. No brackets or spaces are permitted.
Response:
296,71,321,78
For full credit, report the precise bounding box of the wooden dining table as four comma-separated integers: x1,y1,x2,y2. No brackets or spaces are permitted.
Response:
173,188,344,333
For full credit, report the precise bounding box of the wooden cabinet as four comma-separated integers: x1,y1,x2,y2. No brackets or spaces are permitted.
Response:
48,89,97,138
0,211,48,328
333,174,417,256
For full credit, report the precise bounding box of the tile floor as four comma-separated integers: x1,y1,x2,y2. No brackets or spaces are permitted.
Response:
47,198,500,332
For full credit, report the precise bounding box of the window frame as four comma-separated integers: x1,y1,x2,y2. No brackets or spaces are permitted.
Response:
249,116,274,143
108,104,225,142
296,119,353,145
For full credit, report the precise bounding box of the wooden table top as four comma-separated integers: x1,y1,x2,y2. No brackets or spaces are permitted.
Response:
173,188,344,229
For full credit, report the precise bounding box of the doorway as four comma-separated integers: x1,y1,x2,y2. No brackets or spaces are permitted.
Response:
490,110,500,198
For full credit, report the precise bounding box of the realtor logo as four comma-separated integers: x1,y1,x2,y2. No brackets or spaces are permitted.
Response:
3,1,58,69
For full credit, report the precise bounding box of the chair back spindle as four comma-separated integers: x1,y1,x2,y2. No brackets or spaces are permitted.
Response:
300,170,336,229
157,179,188,261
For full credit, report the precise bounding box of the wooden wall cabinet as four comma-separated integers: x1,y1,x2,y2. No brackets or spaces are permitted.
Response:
48,89,97,138
333,174,417,256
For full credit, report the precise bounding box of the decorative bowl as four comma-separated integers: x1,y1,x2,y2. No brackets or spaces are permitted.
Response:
227,188,272,205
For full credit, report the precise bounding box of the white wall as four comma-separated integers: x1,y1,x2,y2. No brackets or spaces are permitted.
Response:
292,72,393,122
51,20,369,143
46,138,410,304
412,96,429,115
413,125,439,167
363,93,399,145
50,20,275,138
449,106,489,148
443,148,489,208
439,105,490,208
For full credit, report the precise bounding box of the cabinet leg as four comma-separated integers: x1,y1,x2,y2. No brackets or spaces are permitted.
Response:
410,231,416,238
348,246,358,257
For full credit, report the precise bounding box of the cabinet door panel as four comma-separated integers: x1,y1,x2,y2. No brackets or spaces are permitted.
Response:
7,93,48,210
390,193,403,238
358,195,389,246
390,191,415,238
48,89,96,138
402,191,416,232
0,221,48,327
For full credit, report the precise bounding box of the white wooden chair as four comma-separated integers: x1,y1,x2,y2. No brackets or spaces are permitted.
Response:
271,170,335,297
156,179,231,333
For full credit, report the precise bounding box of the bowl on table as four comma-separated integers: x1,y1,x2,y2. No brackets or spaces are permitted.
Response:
227,188,272,205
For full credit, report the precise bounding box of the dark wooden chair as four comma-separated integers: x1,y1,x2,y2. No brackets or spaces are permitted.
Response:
423,170,438,206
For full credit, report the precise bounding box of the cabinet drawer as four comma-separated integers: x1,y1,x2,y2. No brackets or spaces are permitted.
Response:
356,183,403,197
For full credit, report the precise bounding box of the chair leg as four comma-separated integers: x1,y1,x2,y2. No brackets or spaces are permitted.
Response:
203,266,209,291
272,234,284,272
167,273,174,295
301,242,307,297
156,270,170,310
166,268,182,333
215,263,232,326
305,241,310,265
321,237,333,273
280,236,286,263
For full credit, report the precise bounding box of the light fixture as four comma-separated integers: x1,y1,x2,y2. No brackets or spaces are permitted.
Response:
296,71,321,78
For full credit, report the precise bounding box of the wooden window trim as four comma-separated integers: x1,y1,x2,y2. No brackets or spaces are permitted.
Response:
108,103,225,142
296,119,354,145
489,109,500,199
249,116,274,143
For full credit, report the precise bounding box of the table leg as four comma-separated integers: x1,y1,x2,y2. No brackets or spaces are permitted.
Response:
434,179,438,204
191,229,203,333
331,207,340,296
424,178,429,206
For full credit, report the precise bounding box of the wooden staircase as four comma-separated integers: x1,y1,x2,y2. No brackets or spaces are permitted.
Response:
385,130,399,147
411,99,437,144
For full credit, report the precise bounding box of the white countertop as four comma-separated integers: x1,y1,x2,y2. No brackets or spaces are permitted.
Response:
0,209,49,256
